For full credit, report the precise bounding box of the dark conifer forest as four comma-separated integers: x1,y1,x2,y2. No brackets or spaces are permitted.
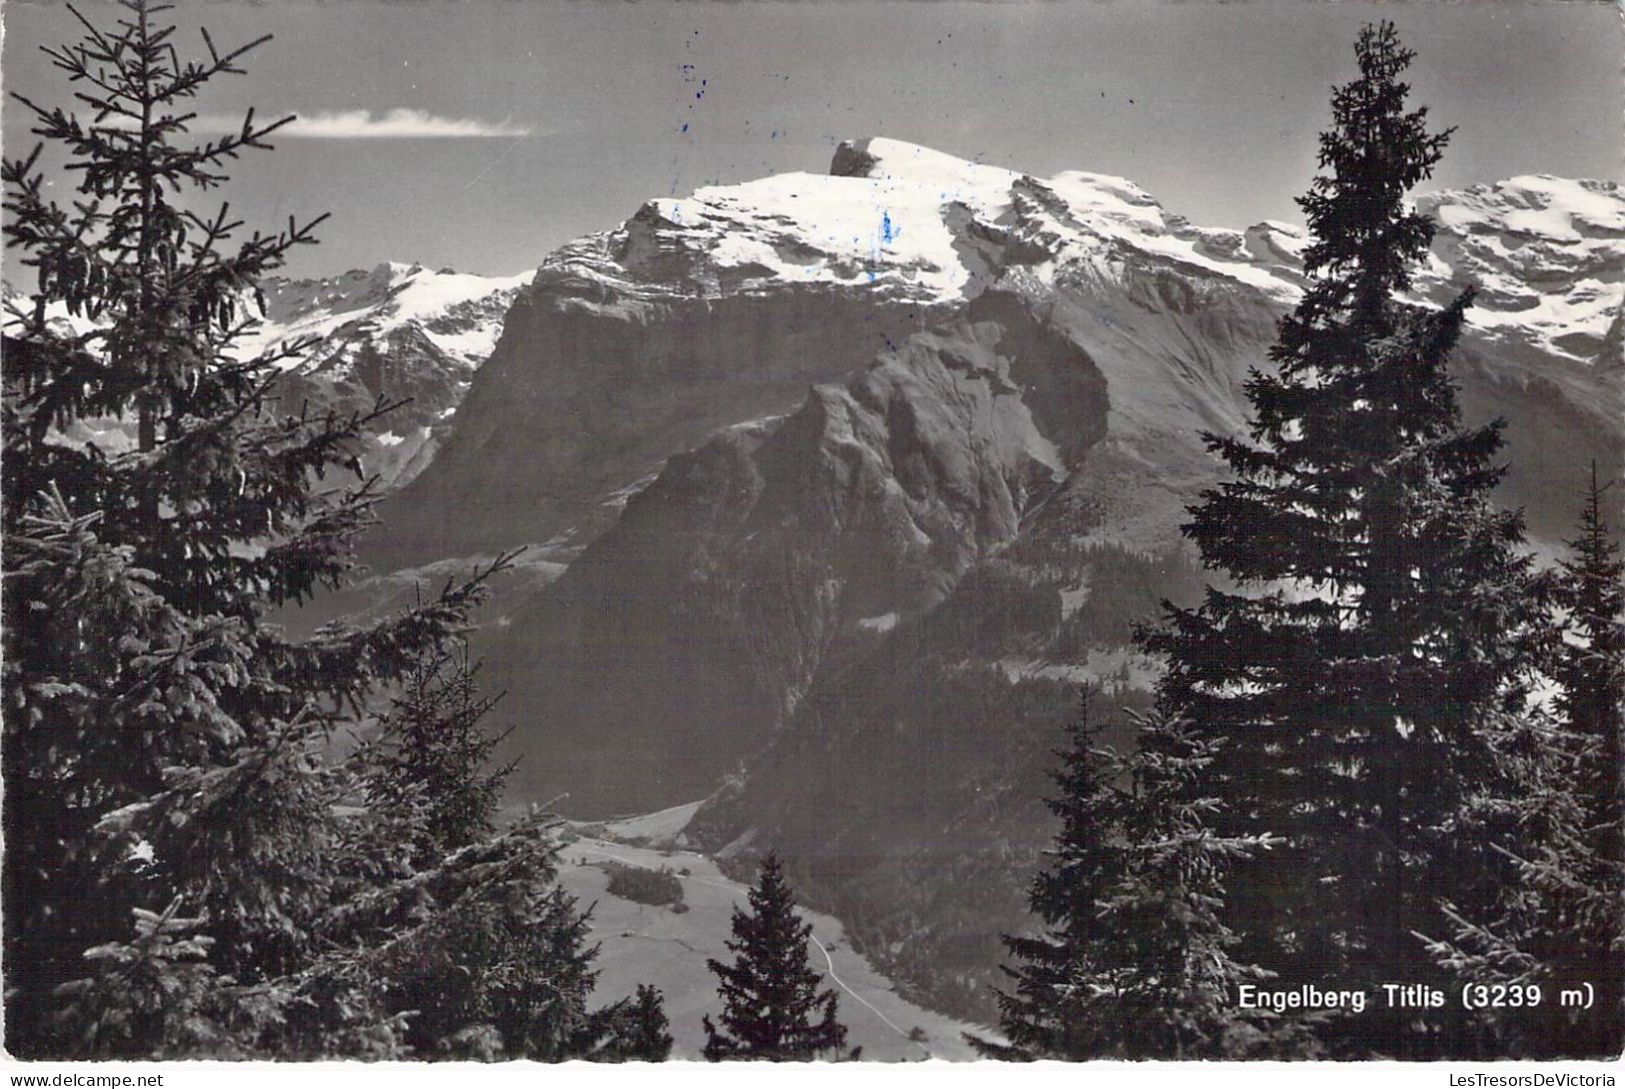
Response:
1,0,667,1060
985,23,1623,1061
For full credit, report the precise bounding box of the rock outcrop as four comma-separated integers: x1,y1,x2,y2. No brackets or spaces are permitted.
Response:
250,263,527,488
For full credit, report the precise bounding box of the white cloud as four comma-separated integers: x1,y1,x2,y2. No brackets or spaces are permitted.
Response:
101,109,531,139
280,109,531,139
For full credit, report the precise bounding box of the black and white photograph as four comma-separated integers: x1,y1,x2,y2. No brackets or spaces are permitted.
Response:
0,0,1620,1072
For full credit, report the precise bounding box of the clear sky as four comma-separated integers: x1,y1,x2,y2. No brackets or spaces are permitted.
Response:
3,0,1619,280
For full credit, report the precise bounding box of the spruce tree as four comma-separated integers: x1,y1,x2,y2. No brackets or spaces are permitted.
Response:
1421,465,1624,1058
1556,463,1624,856
594,985,675,1061
976,695,1299,1060
1140,22,1543,1055
1557,464,1625,1052
371,829,611,1060
0,1,612,1058
701,853,850,1061
974,691,1119,1061
362,645,516,863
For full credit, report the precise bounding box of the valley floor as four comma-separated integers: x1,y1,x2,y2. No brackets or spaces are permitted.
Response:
553,803,989,1061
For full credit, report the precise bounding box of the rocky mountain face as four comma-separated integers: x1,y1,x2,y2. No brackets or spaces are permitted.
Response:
245,262,528,488
7,261,527,491
363,139,1620,1018
365,144,1014,569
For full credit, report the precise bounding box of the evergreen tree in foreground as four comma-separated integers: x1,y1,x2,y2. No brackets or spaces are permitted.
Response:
362,645,516,864
1524,463,1623,1054
1420,465,1624,1058
595,985,675,1062
1141,22,1543,1056
1555,463,1625,859
702,853,851,1061
974,692,1118,1061
1,1,639,1058
975,694,1303,1060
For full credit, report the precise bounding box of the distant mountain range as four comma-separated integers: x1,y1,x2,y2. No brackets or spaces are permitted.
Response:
6,261,527,490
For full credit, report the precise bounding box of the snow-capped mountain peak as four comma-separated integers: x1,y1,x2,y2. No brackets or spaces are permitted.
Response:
1414,175,1622,364
543,138,1620,368
383,136,1621,574
5,262,528,489
244,261,531,373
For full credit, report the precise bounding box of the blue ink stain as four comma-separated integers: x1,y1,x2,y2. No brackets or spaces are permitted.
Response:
880,210,897,244
681,122,689,133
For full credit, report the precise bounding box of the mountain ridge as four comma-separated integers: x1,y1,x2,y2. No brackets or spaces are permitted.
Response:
371,137,1620,572
4,261,526,491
